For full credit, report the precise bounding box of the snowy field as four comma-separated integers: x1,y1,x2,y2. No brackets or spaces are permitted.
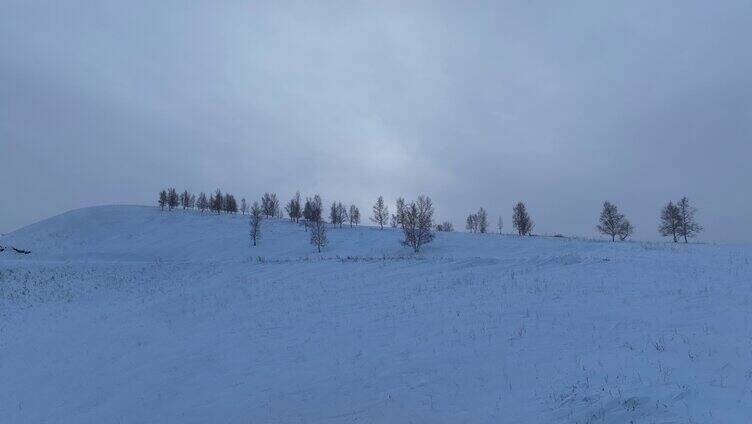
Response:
1,205,751,423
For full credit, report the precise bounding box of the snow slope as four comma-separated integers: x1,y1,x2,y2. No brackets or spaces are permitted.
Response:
1,205,751,423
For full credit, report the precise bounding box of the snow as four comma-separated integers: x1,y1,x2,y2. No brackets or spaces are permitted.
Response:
1,205,751,423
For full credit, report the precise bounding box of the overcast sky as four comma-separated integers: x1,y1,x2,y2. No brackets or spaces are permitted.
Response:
2,1,751,242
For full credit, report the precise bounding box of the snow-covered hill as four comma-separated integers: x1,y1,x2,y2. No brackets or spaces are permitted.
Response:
1,205,751,423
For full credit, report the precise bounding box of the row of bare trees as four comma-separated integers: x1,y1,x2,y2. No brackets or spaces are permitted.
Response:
329,202,361,228
459,203,531,236
461,203,532,236
158,188,241,215
286,193,435,252
159,189,703,250
465,208,489,233
257,192,328,252
247,192,328,251
597,197,701,242
453,197,701,243
158,187,368,252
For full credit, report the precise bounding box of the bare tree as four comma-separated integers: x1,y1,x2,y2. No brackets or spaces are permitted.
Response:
180,190,191,209
223,193,238,214
196,192,209,213
659,201,681,242
676,196,702,243
401,195,435,253
222,194,230,213
310,219,328,253
179,190,186,209
249,201,262,246
210,189,223,214
189,193,196,209
497,216,503,234
303,195,323,230
391,197,406,228
477,207,488,233
240,198,248,215
512,202,534,236
329,203,337,226
261,192,280,218
371,196,389,229
302,198,313,230
336,202,347,228
313,195,323,220
465,214,477,233
158,190,167,210
329,202,347,227
349,205,360,227
285,191,302,222
597,201,631,242
167,187,179,210
436,221,454,232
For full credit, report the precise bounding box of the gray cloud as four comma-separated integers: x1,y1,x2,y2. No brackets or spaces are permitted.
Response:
2,1,751,242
